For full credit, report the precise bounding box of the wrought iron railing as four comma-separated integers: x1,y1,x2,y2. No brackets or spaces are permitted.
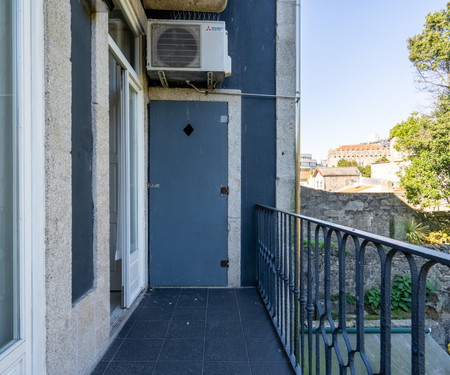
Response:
256,204,450,375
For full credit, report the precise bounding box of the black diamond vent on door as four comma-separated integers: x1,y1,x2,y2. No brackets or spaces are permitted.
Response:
183,124,194,136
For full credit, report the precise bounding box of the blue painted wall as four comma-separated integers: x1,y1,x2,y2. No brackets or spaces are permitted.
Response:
220,1,277,286
147,1,277,286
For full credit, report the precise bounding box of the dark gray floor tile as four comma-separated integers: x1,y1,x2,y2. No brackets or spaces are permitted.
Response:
101,338,123,361
239,306,271,322
250,361,295,374
167,320,205,338
206,321,244,339
246,338,289,362
113,338,163,362
153,361,202,375
117,319,135,338
203,361,252,375
207,289,236,304
132,306,175,321
143,295,178,307
207,306,240,321
180,288,208,297
235,288,258,297
207,296,238,308
242,319,278,339
90,361,109,375
127,320,170,338
208,289,236,298
103,361,156,374
238,297,264,307
177,294,207,307
238,303,267,315
205,338,248,361
158,338,204,361
149,288,181,298
172,306,207,321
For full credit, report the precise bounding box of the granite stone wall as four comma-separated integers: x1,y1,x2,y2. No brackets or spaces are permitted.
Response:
300,186,416,238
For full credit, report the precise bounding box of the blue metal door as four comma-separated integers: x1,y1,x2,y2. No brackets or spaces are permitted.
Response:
149,101,228,286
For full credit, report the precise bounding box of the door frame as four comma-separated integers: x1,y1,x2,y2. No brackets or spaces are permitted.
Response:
0,0,45,373
148,88,242,287
108,34,145,308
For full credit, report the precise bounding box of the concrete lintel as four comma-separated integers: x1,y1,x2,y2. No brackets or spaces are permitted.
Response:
143,0,227,13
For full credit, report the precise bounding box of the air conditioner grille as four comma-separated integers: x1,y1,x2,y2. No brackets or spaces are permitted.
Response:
152,24,200,68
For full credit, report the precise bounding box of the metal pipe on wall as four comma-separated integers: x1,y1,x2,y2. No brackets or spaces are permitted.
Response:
295,0,302,214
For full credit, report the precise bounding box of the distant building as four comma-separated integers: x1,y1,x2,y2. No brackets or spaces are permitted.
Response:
308,167,361,192
328,143,390,167
300,153,318,169
299,169,312,186
337,177,394,193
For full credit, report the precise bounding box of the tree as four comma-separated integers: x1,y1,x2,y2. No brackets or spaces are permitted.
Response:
390,96,450,207
408,2,450,92
336,159,371,177
337,159,358,167
359,165,371,178
393,3,450,207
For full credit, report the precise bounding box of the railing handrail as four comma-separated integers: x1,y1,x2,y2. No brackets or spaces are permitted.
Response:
255,204,450,375
256,204,450,265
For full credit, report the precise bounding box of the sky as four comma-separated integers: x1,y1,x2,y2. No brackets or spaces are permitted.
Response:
301,0,447,161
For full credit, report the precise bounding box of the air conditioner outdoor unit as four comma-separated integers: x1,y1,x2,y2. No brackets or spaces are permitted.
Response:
147,20,232,88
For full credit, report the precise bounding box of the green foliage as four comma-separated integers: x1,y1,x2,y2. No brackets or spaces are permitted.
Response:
375,156,389,163
408,2,450,92
392,3,450,207
390,99,450,207
335,159,371,177
401,218,429,245
364,274,438,313
336,159,358,167
364,287,381,311
302,239,337,249
425,230,450,245
358,165,371,178
391,274,412,311
330,293,356,304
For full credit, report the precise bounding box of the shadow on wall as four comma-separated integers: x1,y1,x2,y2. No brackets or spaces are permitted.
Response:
300,186,416,238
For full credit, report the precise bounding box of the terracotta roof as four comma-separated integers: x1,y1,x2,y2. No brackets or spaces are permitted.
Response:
336,144,387,151
300,170,311,180
313,167,361,177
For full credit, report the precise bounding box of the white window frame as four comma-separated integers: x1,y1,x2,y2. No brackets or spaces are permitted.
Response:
0,0,45,373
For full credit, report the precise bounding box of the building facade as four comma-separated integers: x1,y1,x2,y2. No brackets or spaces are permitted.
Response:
308,167,361,192
0,0,297,373
328,143,390,167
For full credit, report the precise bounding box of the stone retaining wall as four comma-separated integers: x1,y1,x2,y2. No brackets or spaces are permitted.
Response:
300,186,415,238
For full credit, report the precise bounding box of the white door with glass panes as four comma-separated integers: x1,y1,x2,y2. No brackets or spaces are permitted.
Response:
0,0,36,373
108,6,145,308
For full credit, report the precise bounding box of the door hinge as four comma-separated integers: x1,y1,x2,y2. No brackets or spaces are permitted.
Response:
220,260,229,268
220,186,229,195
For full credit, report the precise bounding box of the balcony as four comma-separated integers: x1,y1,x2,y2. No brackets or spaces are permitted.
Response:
92,288,294,374
93,205,450,375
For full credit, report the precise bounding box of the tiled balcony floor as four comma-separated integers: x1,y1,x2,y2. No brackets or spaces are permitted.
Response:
92,288,294,375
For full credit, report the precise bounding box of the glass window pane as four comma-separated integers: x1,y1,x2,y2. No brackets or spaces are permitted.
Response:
0,0,19,354
108,6,137,71
129,87,138,254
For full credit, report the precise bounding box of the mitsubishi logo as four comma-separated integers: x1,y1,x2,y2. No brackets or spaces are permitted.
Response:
206,26,212,31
